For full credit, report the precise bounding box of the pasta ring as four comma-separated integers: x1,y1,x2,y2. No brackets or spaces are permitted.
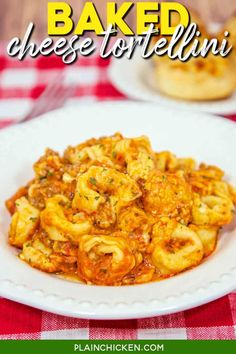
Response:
78,235,138,285
72,166,141,213
192,194,234,226
21,238,77,273
41,195,91,243
9,197,40,248
151,223,204,276
114,136,155,180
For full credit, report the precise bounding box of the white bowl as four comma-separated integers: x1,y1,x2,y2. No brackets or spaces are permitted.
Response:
0,102,236,319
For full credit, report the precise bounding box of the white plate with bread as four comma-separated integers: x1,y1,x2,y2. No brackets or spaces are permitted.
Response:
109,52,236,115
109,15,236,115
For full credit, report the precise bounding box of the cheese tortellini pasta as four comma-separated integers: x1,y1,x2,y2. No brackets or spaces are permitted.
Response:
78,235,140,285
6,133,236,285
151,221,204,276
9,197,40,248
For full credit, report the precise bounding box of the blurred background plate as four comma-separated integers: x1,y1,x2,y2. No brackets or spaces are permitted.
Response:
109,54,236,115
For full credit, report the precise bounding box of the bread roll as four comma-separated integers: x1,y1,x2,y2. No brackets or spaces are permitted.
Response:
151,10,235,101
153,55,235,101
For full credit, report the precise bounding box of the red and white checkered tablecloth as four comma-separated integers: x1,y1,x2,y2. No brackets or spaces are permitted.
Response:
0,48,236,340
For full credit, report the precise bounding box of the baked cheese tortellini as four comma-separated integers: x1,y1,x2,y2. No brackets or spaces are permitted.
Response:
72,166,141,213
143,170,193,224
21,236,77,273
114,136,156,180
190,225,218,257
192,194,234,227
151,221,204,276
41,195,91,243
6,133,236,285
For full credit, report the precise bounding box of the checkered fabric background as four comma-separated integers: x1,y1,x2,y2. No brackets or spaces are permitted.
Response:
0,49,236,340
